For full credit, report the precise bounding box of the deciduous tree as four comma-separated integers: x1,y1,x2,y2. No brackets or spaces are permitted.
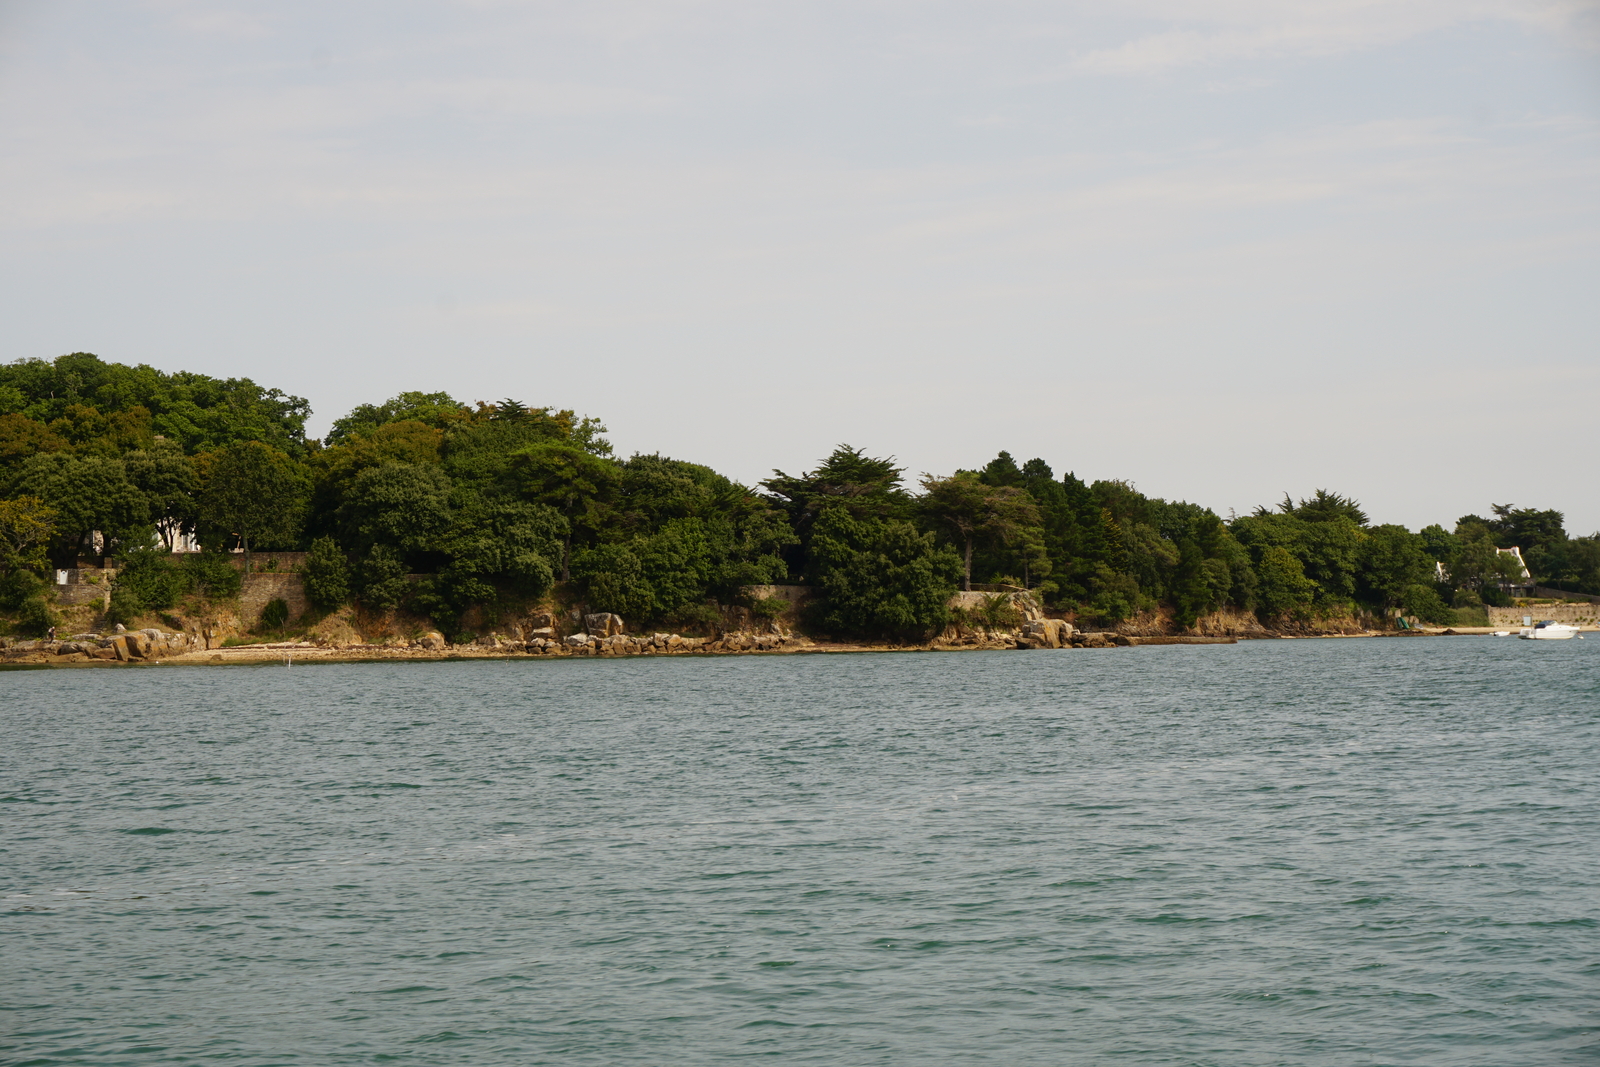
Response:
195,442,307,571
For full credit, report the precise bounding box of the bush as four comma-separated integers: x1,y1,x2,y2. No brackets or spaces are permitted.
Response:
1085,590,1134,625
0,570,44,611
978,593,1021,629
573,542,653,620
108,549,185,621
16,597,55,637
108,548,241,622
808,509,961,640
180,551,242,599
259,597,290,630
749,594,790,620
303,536,351,610
105,586,144,626
358,545,410,612
1400,583,1454,625
1480,585,1512,608
665,601,723,632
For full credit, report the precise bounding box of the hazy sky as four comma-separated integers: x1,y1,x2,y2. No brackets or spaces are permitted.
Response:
2,1,1597,530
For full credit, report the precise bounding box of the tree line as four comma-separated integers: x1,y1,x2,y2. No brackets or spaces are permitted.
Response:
2,352,1596,639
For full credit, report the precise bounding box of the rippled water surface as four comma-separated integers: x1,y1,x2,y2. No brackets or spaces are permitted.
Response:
4,639,1599,1065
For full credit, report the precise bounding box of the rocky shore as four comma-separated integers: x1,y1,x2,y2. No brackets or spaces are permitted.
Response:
20,591,1578,668
0,604,1245,668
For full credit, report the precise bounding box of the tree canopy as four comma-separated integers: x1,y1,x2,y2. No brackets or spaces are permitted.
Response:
4,352,1597,640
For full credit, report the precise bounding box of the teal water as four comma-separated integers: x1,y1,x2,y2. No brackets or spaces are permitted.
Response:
3,639,1597,1065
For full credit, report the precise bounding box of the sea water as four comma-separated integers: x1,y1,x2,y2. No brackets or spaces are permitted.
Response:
3,638,1597,1065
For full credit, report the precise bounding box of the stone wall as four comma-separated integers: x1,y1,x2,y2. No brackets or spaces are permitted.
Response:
52,566,114,608
227,551,309,573
1488,603,1600,628
241,572,309,624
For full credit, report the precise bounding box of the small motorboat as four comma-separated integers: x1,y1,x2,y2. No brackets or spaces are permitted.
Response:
1519,620,1580,640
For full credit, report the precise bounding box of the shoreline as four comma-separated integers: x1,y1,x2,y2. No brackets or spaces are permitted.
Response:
8,625,1592,669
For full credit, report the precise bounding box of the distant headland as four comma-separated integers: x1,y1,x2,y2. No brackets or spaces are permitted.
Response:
2,352,1597,664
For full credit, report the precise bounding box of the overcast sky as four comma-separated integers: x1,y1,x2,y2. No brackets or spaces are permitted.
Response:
2,0,1597,530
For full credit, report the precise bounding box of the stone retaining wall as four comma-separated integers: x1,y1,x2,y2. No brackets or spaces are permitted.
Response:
55,582,111,608
241,573,309,624
52,566,115,608
227,551,309,573
1488,603,1600,628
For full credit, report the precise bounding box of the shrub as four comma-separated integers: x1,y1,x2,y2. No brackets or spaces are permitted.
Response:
0,570,44,612
259,598,290,630
303,536,351,610
666,601,723,632
180,551,241,599
749,594,790,620
807,509,961,640
105,586,144,626
109,548,185,620
1085,590,1134,625
573,542,652,620
108,548,240,622
978,593,1021,629
1400,583,1453,625
16,597,55,637
358,545,410,612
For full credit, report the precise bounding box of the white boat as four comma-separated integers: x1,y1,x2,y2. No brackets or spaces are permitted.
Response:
1518,620,1580,640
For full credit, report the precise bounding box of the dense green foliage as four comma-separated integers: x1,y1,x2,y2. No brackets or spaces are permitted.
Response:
3,352,1597,638
808,508,962,639
0,352,308,454
105,549,241,624
302,537,352,611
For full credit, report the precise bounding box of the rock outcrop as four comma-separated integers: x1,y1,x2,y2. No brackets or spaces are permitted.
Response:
2,628,202,664
584,613,626,637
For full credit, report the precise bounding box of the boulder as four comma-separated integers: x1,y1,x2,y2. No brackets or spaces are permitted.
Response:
584,613,625,637
417,632,447,651
1021,621,1058,649
565,633,592,649
525,627,555,638
526,611,554,630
